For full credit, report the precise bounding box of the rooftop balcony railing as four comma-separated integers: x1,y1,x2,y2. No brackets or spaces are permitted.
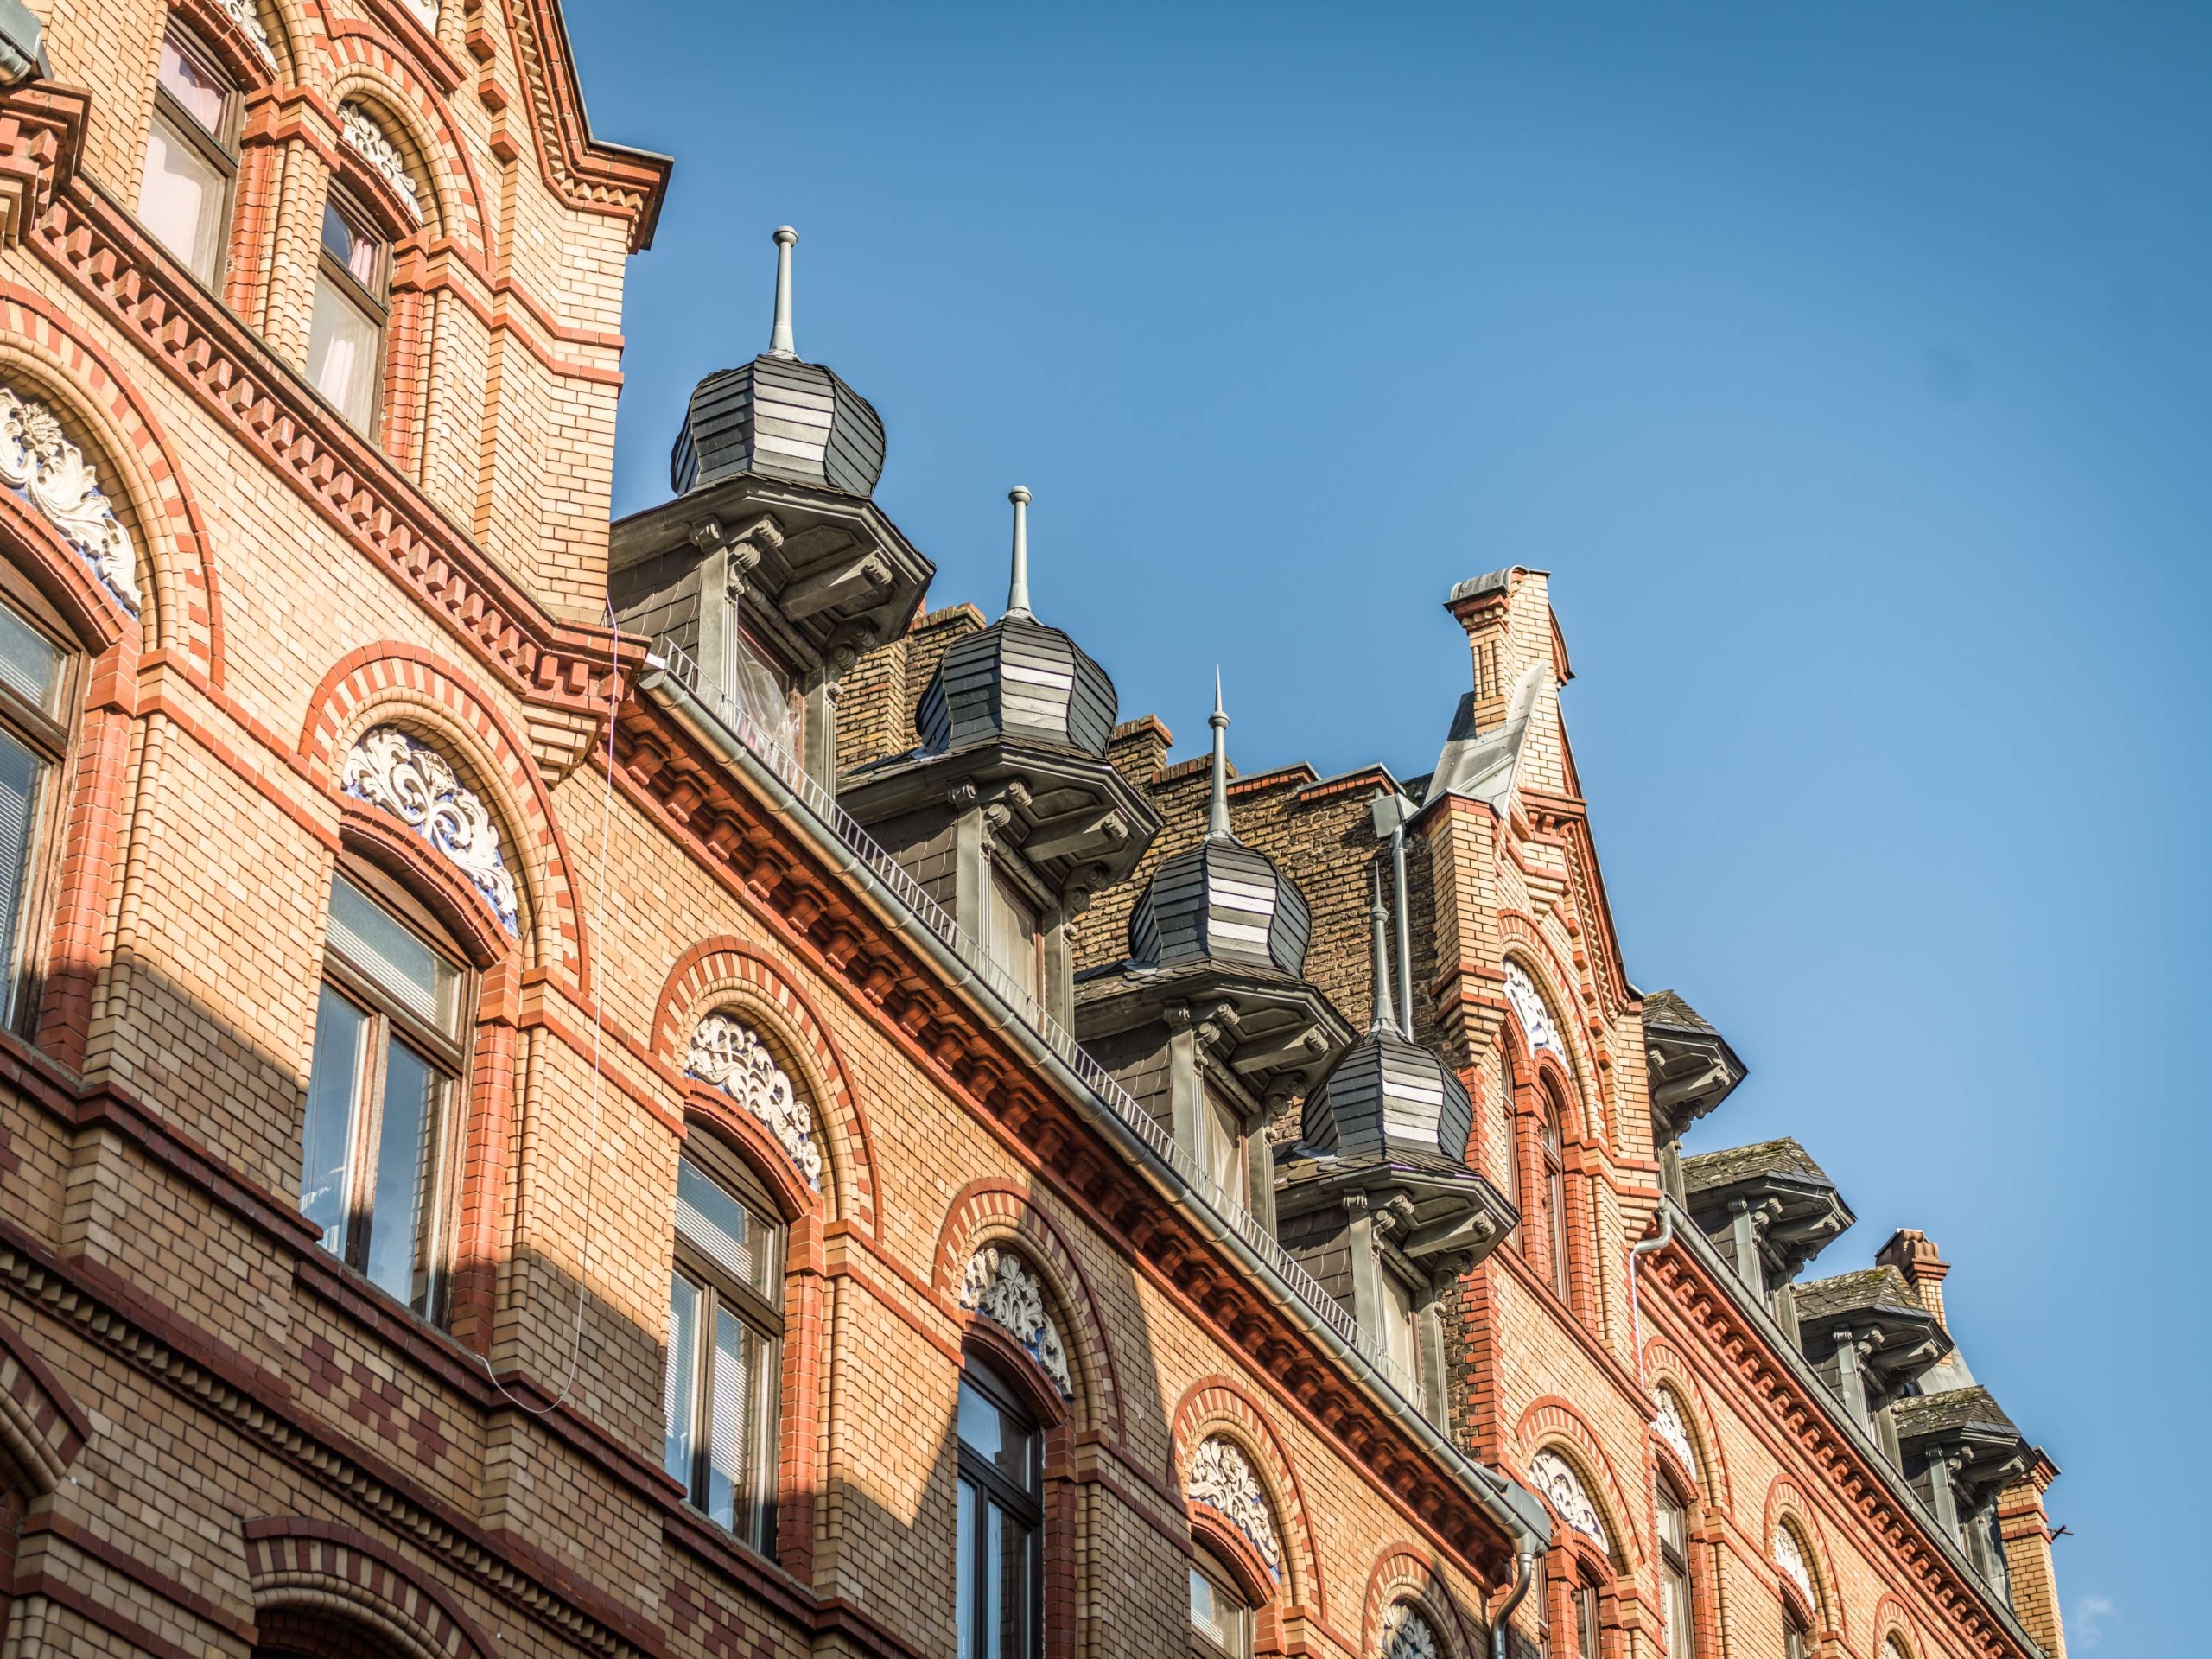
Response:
648,637,1429,1412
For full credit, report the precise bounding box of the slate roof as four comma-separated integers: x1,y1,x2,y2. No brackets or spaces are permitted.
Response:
1795,1266,1927,1323
1893,1387,2018,1441
1681,1137,1827,1193
1643,989,1716,1033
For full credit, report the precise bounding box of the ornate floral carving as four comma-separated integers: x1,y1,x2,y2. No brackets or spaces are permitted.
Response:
1186,1436,1281,1580
340,104,422,222
957,1246,1071,1397
1653,1387,1697,1482
341,727,518,932
1774,1522,1815,1606
214,0,278,70
1503,961,1560,1059
0,387,140,612
685,1014,822,1189
1528,1448,1610,1554
404,0,440,30
1382,1602,1441,1659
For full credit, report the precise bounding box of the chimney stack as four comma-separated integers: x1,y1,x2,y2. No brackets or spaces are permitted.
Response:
1876,1229,1952,1329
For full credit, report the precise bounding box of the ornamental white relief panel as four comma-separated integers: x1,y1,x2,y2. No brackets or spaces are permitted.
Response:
685,1014,822,1190
1503,959,1602,1130
958,1245,1071,1398
1185,1435,1282,1580
0,387,141,613
1773,1522,1815,1606
214,0,278,69
341,726,519,933
340,104,423,222
1382,1603,1441,1659
1653,1387,1697,1482
1527,1448,1610,1555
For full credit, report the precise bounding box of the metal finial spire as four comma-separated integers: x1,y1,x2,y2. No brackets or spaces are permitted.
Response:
1205,669,1235,842
1369,864,1398,1037
767,226,798,359
1006,486,1033,619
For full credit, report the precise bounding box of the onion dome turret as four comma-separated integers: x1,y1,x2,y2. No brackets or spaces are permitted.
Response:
1127,676,1313,976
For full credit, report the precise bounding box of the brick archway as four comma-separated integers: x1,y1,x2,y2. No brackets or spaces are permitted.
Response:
1170,1377,1325,1624
1643,1339,1734,1511
932,1182,1122,1441
1760,1477,1845,1641
317,41,492,253
1513,1395,1644,1570
245,1519,495,1659
653,939,880,1233
1359,1547,1480,1659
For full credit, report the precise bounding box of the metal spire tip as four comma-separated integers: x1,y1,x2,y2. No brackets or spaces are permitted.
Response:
766,226,798,359
1006,486,1033,620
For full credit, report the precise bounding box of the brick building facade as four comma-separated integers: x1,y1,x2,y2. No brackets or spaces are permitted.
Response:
0,4,2068,1659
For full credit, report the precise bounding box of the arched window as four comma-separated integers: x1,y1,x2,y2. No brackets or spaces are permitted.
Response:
956,1357,1043,1659
0,581,73,1032
299,866,473,1316
1382,1601,1445,1659
1569,1573,1600,1659
664,1141,785,1553
1656,1476,1696,1659
1783,1605,1810,1659
1189,1545,1253,1658
1541,1084,1571,1300
137,21,239,287
308,181,391,434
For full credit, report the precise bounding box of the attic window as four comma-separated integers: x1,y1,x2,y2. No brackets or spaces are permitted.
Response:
729,621,801,756
985,868,1041,1004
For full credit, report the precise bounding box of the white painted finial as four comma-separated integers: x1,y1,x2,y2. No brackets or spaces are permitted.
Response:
1007,486,1033,619
1206,669,1234,842
767,226,798,359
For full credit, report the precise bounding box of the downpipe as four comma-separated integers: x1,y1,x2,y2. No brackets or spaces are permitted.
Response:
1626,1199,1675,1390
1491,1547,1541,1659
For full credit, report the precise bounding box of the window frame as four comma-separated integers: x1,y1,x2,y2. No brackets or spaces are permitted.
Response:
1187,1547,1254,1659
955,1356,1045,1659
308,184,392,436
1571,1574,1601,1659
1541,1084,1572,1300
1656,1475,1696,1659
664,1136,786,1555
0,576,79,1035
304,862,474,1318
984,862,1045,1005
141,21,242,289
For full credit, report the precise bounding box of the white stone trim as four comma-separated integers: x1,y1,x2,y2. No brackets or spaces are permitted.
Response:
1774,1522,1815,1607
958,1246,1071,1398
1186,1435,1282,1580
214,0,279,70
1528,1448,1610,1555
0,387,140,613
341,726,518,932
1653,1387,1697,1482
1382,1602,1441,1659
684,1014,822,1190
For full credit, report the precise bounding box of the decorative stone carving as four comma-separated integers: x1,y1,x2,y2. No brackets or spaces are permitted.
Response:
1185,1436,1281,1580
339,104,422,222
214,0,278,69
1528,1448,1610,1554
957,1246,1071,1398
404,0,440,30
1653,1387,1697,1481
1503,961,1560,1060
341,727,518,933
685,1014,822,1190
1382,1603,1441,1659
1774,1523,1815,1606
0,387,140,613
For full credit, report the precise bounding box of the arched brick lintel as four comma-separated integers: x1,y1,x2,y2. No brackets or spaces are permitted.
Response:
932,1180,1123,1443
297,643,585,989
1760,1475,1847,1642
1170,1376,1325,1624
244,1517,498,1659
1643,1340,1734,1512
652,938,880,1235
1360,1545,1483,1659
1511,1395,1645,1572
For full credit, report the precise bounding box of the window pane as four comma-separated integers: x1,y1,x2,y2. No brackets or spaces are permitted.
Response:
957,1478,978,1659
138,113,226,284
731,626,800,754
958,1378,1037,1493
1203,1091,1244,1207
1576,1586,1599,1659
664,1270,701,1491
705,1305,756,1532
300,982,368,1253
0,730,42,1020
1666,1561,1695,1659
983,1500,1004,1659
364,1035,438,1307
158,29,231,133
1191,1565,1249,1654
0,603,64,716
320,202,382,288
1382,1268,1421,1398
676,1157,779,1297
987,874,1038,1001
308,271,381,429
327,875,459,1034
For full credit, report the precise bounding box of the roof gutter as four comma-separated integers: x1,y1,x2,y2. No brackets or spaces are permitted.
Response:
639,667,1551,1559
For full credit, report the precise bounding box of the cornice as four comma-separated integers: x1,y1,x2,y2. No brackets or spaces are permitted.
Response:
613,690,1529,1581
1653,1212,2041,1659
1,80,641,770
1516,785,1630,1016
492,0,670,250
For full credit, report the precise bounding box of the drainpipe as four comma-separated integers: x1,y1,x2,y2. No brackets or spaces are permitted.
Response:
1627,1200,1674,1389
1491,1546,1541,1659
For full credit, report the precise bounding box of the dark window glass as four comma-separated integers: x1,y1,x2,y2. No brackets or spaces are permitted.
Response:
1544,1093,1571,1299
956,1363,1042,1659
1574,1582,1599,1659
137,25,238,285
0,595,67,1028
308,192,389,433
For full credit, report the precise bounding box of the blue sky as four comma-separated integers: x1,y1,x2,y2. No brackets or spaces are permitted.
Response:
567,3,2207,1648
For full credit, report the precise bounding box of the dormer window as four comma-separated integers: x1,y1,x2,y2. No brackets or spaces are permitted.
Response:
137,23,238,286
729,619,802,755
1381,1264,1423,1409
308,190,389,432
985,868,1041,1004
1198,1087,1247,1210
